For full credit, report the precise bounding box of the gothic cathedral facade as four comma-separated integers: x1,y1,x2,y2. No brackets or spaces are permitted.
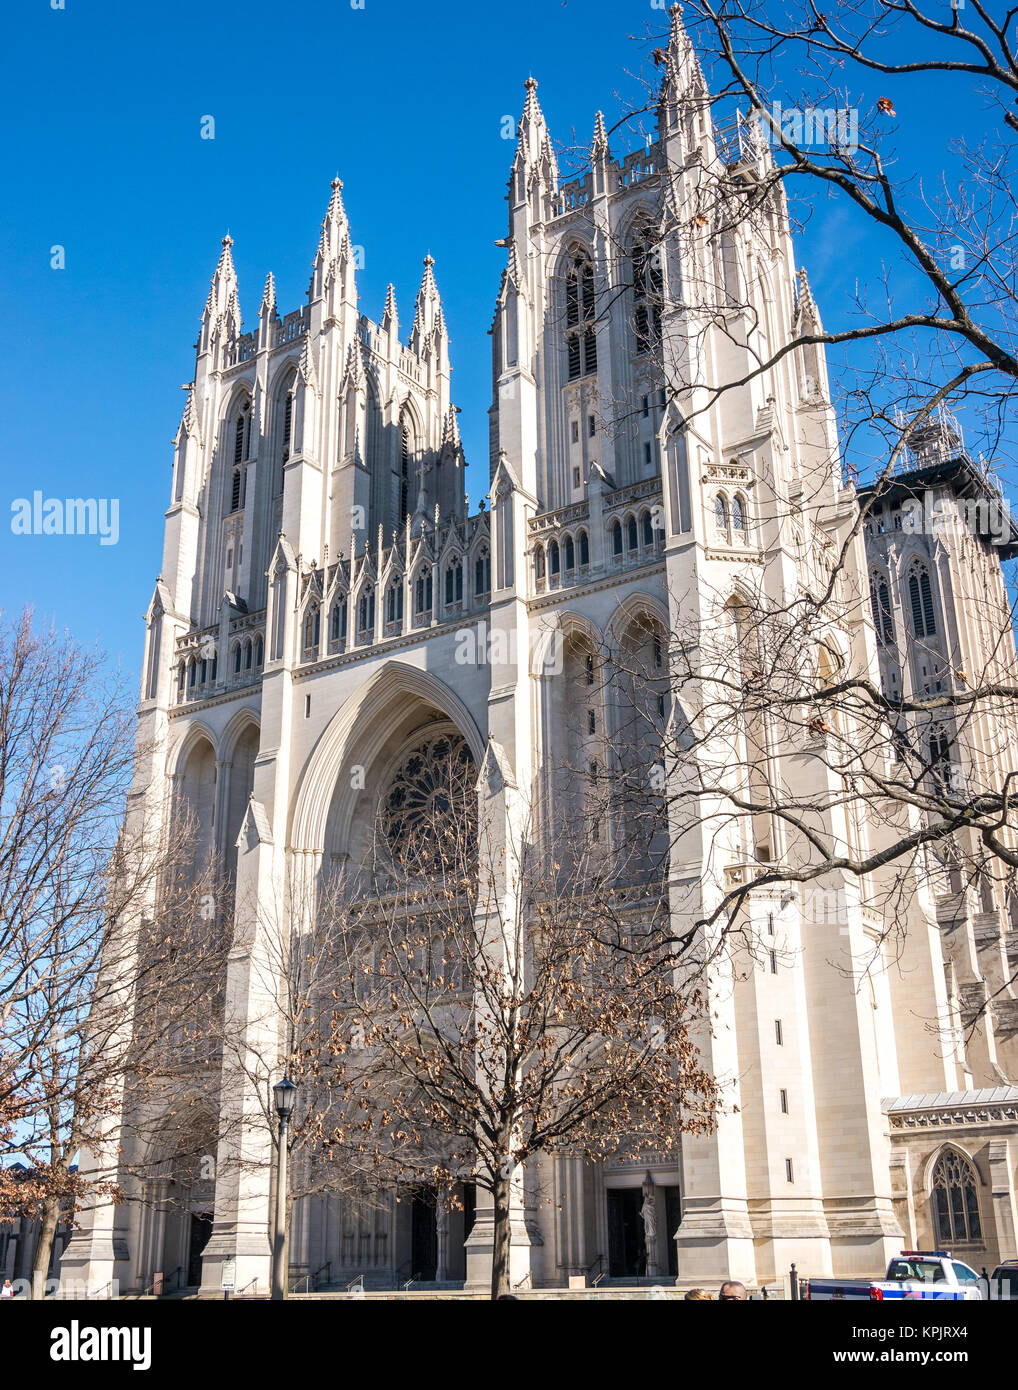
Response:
62,9,1018,1294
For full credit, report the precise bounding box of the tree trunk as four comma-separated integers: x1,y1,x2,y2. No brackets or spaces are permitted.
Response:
490,1174,512,1300
30,1195,61,1300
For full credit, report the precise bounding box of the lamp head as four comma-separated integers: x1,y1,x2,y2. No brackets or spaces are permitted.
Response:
273,1076,298,1120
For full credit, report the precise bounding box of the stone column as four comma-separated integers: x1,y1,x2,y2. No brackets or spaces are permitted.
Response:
988,1137,1018,1267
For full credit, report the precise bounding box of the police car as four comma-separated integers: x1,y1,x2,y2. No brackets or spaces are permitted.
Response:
805,1251,984,1300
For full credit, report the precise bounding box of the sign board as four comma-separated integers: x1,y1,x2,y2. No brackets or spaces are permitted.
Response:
221,1258,236,1292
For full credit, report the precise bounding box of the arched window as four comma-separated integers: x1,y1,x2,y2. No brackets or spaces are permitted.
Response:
474,547,491,597
279,389,293,495
188,658,196,689
234,644,242,675
627,515,638,551
244,639,252,671
565,254,597,380
908,564,936,637
227,403,249,514
535,546,546,581
445,559,463,606
331,597,348,645
415,570,433,615
303,605,320,655
731,495,746,535
564,534,575,571
548,539,560,576
632,235,663,353
358,586,374,636
929,726,953,791
641,510,654,547
386,581,404,626
714,494,728,531
579,529,590,566
254,635,263,667
932,1151,981,1245
611,520,623,557
869,574,895,646
176,663,186,699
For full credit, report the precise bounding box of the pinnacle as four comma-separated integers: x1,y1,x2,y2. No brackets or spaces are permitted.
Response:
260,270,276,313
215,234,236,276
382,282,398,329
317,175,349,264
417,254,440,304
592,109,609,160
521,74,544,128
442,405,461,448
797,266,820,323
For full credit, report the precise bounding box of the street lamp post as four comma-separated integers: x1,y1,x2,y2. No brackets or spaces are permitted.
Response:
271,1076,298,1302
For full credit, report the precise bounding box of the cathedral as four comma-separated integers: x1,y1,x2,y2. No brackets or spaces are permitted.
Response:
61,9,1018,1295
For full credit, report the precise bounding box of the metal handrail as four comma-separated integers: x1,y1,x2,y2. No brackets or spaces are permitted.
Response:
345,1273,365,1292
313,1261,332,1290
587,1253,607,1287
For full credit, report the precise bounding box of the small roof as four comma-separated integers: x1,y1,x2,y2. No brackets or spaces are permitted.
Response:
883,1087,1018,1111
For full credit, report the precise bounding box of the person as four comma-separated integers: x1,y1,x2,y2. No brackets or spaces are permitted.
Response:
1,1279,14,1300
719,1280,747,1300
684,1287,713,1300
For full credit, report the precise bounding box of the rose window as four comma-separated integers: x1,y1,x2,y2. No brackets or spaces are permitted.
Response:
379,732,475,866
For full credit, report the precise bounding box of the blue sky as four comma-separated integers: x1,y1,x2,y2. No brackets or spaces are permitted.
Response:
1,0,1012,683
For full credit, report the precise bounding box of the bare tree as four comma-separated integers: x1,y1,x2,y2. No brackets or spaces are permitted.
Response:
313,734,718,1300
532,6,1018,1036
0,610,229,1296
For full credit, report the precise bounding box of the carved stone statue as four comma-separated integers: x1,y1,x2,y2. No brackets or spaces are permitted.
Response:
640,1172,659,1275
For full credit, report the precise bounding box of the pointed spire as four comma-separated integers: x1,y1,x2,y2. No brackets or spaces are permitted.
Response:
260,271,276,315
212,233,236,296
319,176,348,261
204,235,237,313
200,234,241,351
441,405,461,450
418,253,438,305
410,254,443,353
591,110,609,162
514,76,549,168
311,176,356,303
180,387,201,444
659,2,706,108
342,338,366,390
541,129,560,186
794,266,822,332
298,337,320,396
381,283,399,335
